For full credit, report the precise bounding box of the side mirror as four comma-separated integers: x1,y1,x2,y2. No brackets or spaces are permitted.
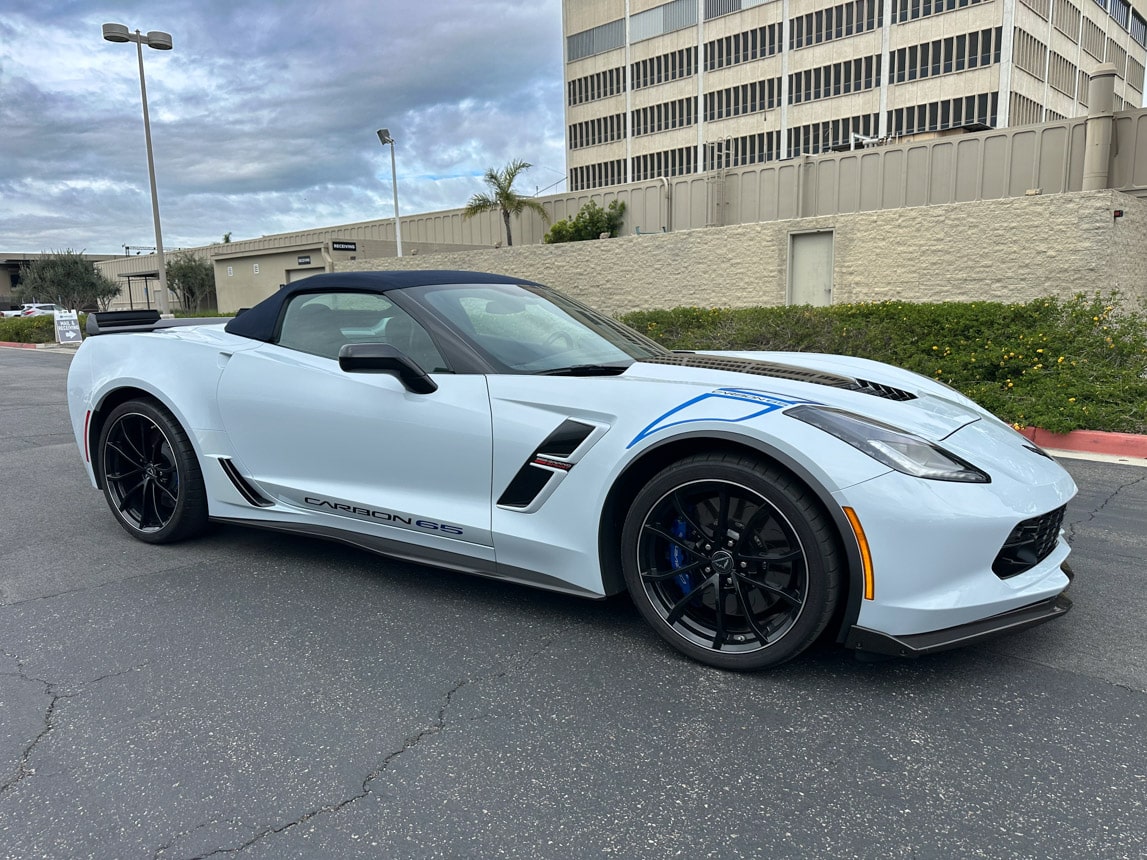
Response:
338,343,438,394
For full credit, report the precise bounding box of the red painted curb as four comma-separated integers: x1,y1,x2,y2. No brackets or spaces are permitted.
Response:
1019,426,1147,459
0,341,41,349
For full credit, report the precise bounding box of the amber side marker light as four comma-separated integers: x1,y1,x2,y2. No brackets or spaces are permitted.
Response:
843,506,874,600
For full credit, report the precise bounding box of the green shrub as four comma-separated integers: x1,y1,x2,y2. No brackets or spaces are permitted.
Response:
0,315,60,344
621,293,1147,434
544,200,626,243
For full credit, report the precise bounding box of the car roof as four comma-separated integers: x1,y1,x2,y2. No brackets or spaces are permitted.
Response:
224,269,545,343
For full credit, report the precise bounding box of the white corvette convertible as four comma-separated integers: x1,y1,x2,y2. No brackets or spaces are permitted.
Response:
67,271,1076,670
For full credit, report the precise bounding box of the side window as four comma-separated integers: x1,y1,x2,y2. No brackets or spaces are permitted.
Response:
276,292,448,371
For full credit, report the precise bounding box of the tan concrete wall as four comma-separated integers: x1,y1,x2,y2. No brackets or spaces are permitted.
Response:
1108,193,1147,300
327,190,1143,316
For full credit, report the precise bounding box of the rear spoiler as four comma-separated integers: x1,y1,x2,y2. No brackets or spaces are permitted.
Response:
86,310,234,336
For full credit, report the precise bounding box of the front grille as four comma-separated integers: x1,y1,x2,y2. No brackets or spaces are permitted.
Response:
639,354,916,401
993,506,1066,578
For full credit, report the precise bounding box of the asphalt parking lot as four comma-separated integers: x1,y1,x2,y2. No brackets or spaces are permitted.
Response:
1,346,1145,860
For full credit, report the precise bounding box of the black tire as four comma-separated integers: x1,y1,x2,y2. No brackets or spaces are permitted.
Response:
97,398,209,544
621,453,842,671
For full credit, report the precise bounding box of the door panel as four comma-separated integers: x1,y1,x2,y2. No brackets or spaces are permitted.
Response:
216,344,493,546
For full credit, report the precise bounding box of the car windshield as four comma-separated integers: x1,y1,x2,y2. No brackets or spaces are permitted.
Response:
407,282,668,374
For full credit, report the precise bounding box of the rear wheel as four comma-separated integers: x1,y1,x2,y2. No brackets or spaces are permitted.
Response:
621,453,842,671
97,399,208,544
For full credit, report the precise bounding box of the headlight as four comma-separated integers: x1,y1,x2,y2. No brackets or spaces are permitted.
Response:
787,405,990,483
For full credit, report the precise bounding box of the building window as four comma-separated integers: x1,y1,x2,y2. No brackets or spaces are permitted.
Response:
567,19,625,62
892,0,986,22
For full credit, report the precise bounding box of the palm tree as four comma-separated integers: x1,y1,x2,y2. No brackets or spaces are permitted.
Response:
462,159,550,247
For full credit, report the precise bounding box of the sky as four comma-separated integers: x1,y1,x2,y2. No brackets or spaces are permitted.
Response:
0,0,567,254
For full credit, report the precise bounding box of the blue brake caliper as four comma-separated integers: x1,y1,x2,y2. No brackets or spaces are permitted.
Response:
669,518,693,594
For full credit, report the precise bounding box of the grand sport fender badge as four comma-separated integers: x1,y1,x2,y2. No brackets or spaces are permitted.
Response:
303,496,463,535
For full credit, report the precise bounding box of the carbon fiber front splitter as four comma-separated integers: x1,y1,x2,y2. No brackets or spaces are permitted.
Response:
844,591,1073,658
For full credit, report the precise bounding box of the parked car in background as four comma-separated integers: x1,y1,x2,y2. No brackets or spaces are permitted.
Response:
21,303,70,317
2,303,70,318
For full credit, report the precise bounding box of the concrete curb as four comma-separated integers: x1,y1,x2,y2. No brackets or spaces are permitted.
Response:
0,340,80,350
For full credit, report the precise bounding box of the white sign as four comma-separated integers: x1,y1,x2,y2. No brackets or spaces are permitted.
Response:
54,310,82,344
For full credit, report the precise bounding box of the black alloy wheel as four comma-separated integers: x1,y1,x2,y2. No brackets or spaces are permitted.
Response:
98,399,208,544
621,453,842,671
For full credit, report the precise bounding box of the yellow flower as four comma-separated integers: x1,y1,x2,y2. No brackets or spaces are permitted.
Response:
1068,397,1076,403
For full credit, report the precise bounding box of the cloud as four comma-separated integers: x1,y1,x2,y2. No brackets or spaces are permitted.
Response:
0,0,566,251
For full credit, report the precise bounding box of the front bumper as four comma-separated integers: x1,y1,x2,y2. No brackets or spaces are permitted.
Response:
844,566,1073,657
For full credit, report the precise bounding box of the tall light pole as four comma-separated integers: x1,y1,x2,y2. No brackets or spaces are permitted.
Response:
376,128,403,257
102,22,173,313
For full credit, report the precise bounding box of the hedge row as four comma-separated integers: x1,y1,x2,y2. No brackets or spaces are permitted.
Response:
620,292,1147,435
0,315,62,344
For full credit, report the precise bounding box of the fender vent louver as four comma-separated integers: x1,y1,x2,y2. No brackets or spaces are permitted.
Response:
638,354,916,401
498,420,595,510
219,458,274,507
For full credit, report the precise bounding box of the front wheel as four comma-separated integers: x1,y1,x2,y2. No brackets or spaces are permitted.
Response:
621,454,842,671
97,399,209,544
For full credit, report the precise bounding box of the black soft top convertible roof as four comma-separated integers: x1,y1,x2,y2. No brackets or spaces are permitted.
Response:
224,270,544,343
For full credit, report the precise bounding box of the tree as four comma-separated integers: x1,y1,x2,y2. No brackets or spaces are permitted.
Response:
544,200,627,244
16,250,121,311
462,159,550,247
221,232,232,244
166,252,217,313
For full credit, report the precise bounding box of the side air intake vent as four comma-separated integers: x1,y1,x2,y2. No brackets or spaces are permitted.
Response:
219,458,274,507
637,354,917,401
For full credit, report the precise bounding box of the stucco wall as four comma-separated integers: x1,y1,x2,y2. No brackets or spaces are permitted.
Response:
332,190,1144,316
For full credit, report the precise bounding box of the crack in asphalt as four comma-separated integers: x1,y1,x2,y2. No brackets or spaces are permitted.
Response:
0,652,69,798
1065,471,1146,544
0,563,215,608
166,629,570,860
0,655,148,798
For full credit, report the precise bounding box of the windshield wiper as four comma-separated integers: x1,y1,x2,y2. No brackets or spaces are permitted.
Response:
535,363,631,377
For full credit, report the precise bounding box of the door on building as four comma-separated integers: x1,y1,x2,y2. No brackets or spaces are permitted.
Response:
287,268,321,283
788,231,834,306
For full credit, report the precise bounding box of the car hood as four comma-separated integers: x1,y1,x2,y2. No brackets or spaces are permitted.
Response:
620,350,992,443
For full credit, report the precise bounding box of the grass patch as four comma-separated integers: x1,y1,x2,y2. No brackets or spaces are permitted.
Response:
620,293,1147,435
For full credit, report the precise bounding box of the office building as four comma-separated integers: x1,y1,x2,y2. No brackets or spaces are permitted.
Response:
563,0,1147,190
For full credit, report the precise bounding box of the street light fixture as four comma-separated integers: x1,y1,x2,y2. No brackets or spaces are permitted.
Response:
102,22,173,313
376,128,403,257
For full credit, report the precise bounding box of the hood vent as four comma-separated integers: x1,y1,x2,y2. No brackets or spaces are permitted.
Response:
637,354,916,401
